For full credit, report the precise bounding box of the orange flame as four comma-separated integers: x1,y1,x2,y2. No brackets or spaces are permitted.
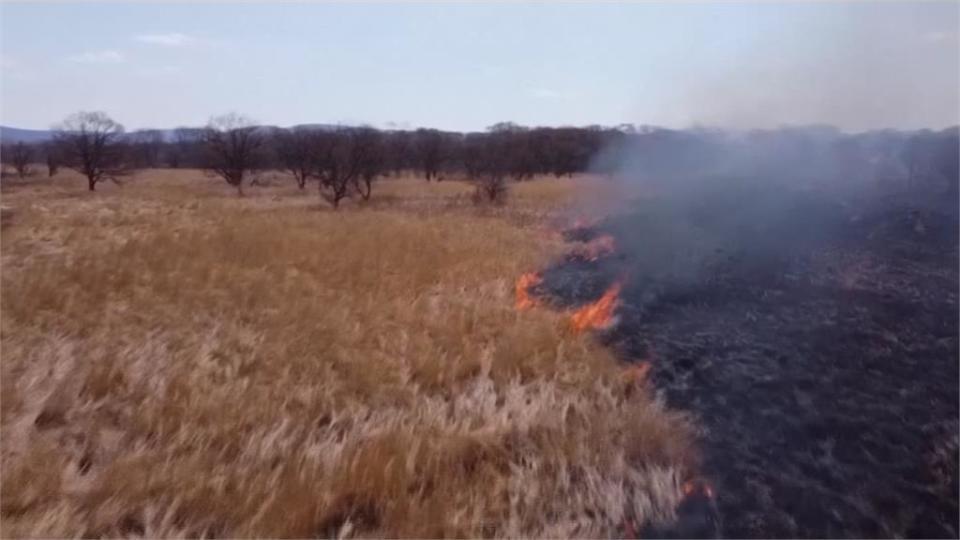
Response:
682,479,715,499
571,234,616,261
570,281,622,333
515,272,542,310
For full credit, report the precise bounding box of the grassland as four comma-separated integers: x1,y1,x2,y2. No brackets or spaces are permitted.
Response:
1,169,694,538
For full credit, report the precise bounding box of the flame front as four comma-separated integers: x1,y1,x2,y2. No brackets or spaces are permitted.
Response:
570,281,622,333
515,272,542,310
682,479,715,499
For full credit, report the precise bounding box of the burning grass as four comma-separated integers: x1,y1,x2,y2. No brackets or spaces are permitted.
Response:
1,170,695,538
536,192,960,538
570,280,623,334
514,272,542,311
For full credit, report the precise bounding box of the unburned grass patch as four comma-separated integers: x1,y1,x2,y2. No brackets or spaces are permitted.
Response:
1,171,696,537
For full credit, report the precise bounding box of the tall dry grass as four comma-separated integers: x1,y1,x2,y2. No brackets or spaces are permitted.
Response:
1,170,694,538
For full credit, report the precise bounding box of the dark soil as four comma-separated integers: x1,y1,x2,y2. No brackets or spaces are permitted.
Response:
537,195,959,538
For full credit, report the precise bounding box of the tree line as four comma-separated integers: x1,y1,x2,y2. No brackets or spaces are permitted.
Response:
0,112,621,205
2,111,958,204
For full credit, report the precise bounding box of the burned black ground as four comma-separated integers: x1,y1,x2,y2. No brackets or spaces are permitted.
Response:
539,192,959,538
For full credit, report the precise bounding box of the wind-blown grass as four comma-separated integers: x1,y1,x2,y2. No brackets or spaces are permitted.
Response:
1,170,695,537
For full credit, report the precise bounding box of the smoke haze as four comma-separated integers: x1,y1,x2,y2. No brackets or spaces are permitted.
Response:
647,1,959,131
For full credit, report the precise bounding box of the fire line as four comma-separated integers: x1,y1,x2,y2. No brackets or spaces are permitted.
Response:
570,281,622,333
515,272,542,311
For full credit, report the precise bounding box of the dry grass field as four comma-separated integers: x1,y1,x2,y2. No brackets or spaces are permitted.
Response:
1,169,695,538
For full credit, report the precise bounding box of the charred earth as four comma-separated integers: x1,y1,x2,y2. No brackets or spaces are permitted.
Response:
538,188,959,538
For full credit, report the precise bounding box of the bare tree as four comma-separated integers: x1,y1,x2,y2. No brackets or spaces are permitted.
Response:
488,123,537,180
315,128,376,209
43,142,59,177
469,132,510,205
201,114,263,196
414,128,445,181
352,128,384,200
54,111,129,191
386,130,414,176
129,129,165,168
315,130,356,209
274,126,318,189
6,142,34,178
169,127,204,168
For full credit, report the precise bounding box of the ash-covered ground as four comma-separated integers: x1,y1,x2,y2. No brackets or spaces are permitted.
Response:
537,190,959,538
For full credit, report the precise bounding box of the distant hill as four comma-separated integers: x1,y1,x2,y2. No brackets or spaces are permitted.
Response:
0,123,345,144
0,126,54,143
0,126,184,144
289,123,342,131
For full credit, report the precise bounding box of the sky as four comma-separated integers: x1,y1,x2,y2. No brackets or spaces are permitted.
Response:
1,1,958,132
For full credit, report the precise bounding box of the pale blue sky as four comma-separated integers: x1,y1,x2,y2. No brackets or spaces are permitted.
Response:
1,2,957,132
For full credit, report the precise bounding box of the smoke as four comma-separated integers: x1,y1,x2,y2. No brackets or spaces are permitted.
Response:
582,2,959,294
586,122,958,300
651,2,959,132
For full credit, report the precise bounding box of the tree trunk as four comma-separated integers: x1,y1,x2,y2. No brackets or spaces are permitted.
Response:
357,178,372,200
88,177,96,191
319,182,340,209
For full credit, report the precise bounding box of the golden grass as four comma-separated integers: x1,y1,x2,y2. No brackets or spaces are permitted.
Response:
1,170,694,538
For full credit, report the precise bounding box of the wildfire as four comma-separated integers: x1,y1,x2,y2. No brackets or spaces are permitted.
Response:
570,281,622,333
515,272,543,310
570,234,616,261
682,479,715,499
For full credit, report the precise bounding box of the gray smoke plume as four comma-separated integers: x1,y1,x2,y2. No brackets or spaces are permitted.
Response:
580,2,959,292
587,125,958,293
656,2,959,132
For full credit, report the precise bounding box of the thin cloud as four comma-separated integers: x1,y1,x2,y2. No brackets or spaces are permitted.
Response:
0,54,39,81
137,65,183,79
135,33,194,47
527,87,576,100
67,50,125,64
922,30,955,43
